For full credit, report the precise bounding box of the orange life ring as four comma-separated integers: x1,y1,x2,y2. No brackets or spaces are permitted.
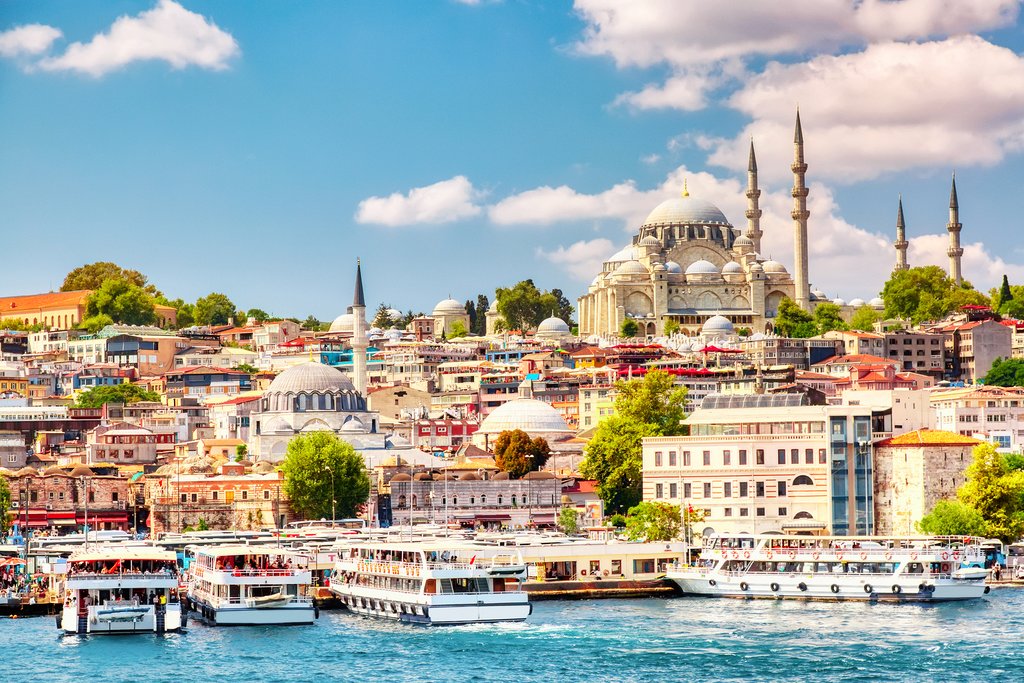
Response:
789,551,797,560
743,551,751,559
941,563,951,573
580,569,588,576
836,553,844,561
860,552,868,561
603,570,609,577
884,552,892,561
910,552,918,561
941,552,949,561
812,552,821,560
766,551,774,560
732,551,740,560
952,551,961,561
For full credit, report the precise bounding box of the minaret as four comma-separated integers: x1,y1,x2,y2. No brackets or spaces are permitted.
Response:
351,259,368,395
947,173,963,286
791,109,811,311
894,194,909,272
745,138,763,253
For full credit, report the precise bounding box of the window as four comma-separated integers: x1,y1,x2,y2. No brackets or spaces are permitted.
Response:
263,490,271,500
702,451,711,466
756,507,766,517
633,559,656,574
756,481,765,497
791,448,799,464
739,450,747,465
756,449,765,465
655,483,664,498
668,451,677,466
724,508,733,517
723,482,732,497
683,483,692,498
611,559,622,574
777,449,786,465
590,560,601,575
669,483,677,498
212,491,218,500
805,448,814,464
739,482,748,497
654,451,663,467
778,481,787,497
778,507,788,516
703,482,711,497
818,448,827,464
793,475,814,486
180,493,187,503
723,450,731,466
111,492,119,503
683,451,691,466
241,490,248,500
739,508,749,517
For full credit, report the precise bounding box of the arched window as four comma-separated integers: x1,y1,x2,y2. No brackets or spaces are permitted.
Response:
794,511,813,519
397,495,407,508
511,495,517,506
470,496,475,505
792,475,814,486
480,494,486,504
497,495,503,505
411,494,417,508
452,496,458,506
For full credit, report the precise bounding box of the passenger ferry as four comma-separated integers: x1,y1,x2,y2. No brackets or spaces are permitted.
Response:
186,545,317,626
668,534,989,602
58,547,184,634
329,542,531,625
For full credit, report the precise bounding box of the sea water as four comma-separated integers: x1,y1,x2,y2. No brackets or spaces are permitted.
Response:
2,591,1022,682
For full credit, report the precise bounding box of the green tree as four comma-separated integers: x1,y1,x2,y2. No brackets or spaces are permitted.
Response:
663,319,680,336
957,443,1024,543
1004,453,1024,471
234,363,259,375
79,314,114,334
608,513,627,528
159,298,195,328
882,266,989,324
984,357,1024,387
494,279,574,333
558,507,579,535
614,369,687,435
474,295,490,335
194,292,236,326
812,302,848,333
999,274,1013,308
62,261,154,294
0,476,10,535
75,383,161,408
196,517,210,531
372,304,397,329
85,278,158,326
849,305,882,332
620,319,639,338
235,444,248,461
547,288,576,326
774,297,817,337
917,500,988,536
244,308,271,323
281,432,370,520
465,300,477,334
448,320,469,338
493,430,550,478
624,501,681,542
303,315,325,331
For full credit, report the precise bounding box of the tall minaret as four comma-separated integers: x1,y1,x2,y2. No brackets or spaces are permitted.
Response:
351,259,368,395
745,138,763,253
947,173,964,286
791,109,811,311
894,194,909,272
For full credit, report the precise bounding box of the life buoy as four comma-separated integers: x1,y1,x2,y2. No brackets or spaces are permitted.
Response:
743,551,750,559
830,584,840,594
770,582,780,592
580,569,588,577
860,552,868,561
798,582,808,592
732,551,740,560
765,551,774,560
941,552,950,561
812,552,821,561
910,552,918,561
941,563,951,573
892,584,902,594
740,582,749,591
884,552,893,561
864,584,874,594
788,551,797,560
836,553,844,561
603,570,609,577
952,551,961,561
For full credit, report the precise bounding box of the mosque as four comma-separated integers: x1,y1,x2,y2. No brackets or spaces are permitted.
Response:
577,112,967,338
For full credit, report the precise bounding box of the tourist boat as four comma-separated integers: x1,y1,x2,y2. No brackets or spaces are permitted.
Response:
329,542,532,625
58,546,184,634
667,534,989,602
186,545,317,626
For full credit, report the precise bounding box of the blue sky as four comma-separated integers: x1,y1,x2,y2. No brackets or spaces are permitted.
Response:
3,1,1024,322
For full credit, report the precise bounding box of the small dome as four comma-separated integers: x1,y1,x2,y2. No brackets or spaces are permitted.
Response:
267,362,356,395
848,298,866,307
252,461,276,473
590,275,601,286
384,329,402,342
340,416,365,432
702,315,734,335
43,466,66,476
459,472,481,481
69,465,94,477
762,260,788,274
652,262,666,272
870,297,885,308
832,298,847,307
812,289,827,299
523,470,556,480
638,235,660,248
749,262,764,272
642,195,730,227
387,308,402,319
328,312,354,333
685,259,719,276
413,472,432,481
537,316,571,337
665,261,683,274
432,298,465,316
614,260,649,276
722,262,743,274
607,245,638,263
15,466,36,477
390,473,412,482
734,235,754,248
479,399,571,436
492,471,510,481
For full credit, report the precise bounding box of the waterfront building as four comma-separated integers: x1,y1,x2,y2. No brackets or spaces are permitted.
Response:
930,385,1024,451
6,465,134,531
872,429,981,535
643,394,888,536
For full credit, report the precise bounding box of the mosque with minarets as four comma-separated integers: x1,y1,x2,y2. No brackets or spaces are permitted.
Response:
577,111,968,338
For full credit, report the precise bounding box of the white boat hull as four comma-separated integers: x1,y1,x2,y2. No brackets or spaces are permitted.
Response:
189,598,316,626
330,586,531,625
60,605,184,634
669,572,987,602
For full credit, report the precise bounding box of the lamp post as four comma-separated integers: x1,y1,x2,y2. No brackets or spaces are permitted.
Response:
80,476,90,550
329,466,336,526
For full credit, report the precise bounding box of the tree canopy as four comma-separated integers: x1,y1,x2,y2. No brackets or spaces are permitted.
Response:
882,265,988,324
990,276,1024,319
957,443,1024,542
244,308,271,323
75,383,161,408
448,320,469,339
774,297,817,337
493,429,550,479
0,476,10,535
194,292,236,326
619,319,639,338
372,304,398,329
62,262,155,294
473,294,490,335
984,357,1024,387
812,302,848,333
558,507,579,535
917,500,988,536
85,278,158,327
494,279,575,333
580,370,687,514
849,305,882,332
280,432,370,520
624,501,681,541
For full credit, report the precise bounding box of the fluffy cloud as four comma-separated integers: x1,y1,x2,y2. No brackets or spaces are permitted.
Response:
908,234,1024,291
0,24,62,57
536,238,616,281
36,0,238,77
355,175,483,226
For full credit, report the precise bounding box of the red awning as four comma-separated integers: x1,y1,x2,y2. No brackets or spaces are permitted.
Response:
474,514,511,521
78,513,128,524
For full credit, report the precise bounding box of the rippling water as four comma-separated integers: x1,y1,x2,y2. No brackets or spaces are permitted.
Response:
2,589,1021,682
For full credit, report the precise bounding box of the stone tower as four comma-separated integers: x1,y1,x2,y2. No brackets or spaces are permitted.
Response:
745,139,763,253
351,259,368,395
791,110,811,311
894,194,909,272
947,174,964,286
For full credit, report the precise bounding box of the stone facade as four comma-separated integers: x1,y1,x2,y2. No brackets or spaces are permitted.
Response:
389,476,562,527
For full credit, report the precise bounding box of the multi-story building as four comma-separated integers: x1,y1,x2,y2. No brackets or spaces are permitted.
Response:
935,319,1013,383
578,373,617,430
873,430,981,535
410,419,480,450
643,394,887,536
821,330,885,357
86,422,176,464
0,430,28,468
882,329,946,377
733,337,842,370
930,385,1024,451
163,367,252,405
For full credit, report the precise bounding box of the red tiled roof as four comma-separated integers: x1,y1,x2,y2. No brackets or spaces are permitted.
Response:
875,429,981,448
823,354,893,365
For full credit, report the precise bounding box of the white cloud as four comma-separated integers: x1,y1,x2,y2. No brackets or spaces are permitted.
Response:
36,0,238,77
536,238,616,281
640,153,661,165
355,175,483,226
908,234,1024,291
614,70,720,112
709,36,1024,183
0,24,62,58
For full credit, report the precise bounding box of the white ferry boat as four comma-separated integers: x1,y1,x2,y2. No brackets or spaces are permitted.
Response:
186,545,317,626
668,534,989,602
329,542,531,625
58,547,184,635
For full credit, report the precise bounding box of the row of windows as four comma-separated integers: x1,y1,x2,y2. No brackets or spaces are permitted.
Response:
653,448,828,468
180,489,270,503
655,477,813,500
394,493,557,508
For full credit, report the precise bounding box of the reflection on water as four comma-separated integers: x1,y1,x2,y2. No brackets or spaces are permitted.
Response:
1,591,1019,683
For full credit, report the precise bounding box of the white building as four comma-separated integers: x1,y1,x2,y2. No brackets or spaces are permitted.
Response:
930,385,1024,452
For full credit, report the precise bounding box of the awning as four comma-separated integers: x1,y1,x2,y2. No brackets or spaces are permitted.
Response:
781,521,828,530
47,511,75,520
78,513,128,524
50,518,77,526
474,514,511,522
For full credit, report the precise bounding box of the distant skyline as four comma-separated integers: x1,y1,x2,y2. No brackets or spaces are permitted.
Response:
3,1,1024,322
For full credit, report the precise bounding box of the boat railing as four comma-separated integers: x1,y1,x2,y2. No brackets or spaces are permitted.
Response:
101,598,147,608
67,571,178,581
209,595,311,608
715,546,977,560
203,567,306,578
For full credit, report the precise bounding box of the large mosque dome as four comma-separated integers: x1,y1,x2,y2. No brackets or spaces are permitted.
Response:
329,312,354,333
536,316,571,338
268,362,356,395
642,194,730,227
432,298,466,316
478,399,572,439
